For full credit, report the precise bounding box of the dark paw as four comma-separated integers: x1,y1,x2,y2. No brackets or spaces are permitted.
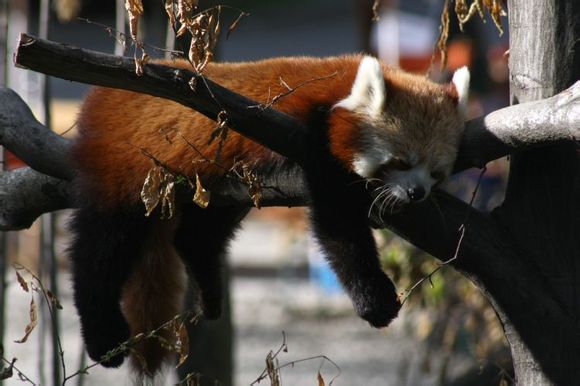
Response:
351,274,401,328
83,324,130,367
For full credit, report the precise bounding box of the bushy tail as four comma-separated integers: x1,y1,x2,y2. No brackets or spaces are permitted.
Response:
121,219,187,376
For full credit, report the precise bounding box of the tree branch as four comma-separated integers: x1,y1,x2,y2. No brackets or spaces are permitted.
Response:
14,33,311,163
3,34,578,245
0,167,70,230
455,82,580,170
13,34,579,175
0,88,73,180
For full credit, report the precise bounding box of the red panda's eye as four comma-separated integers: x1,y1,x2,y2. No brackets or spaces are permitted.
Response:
390,158,412,171
431,171,445,181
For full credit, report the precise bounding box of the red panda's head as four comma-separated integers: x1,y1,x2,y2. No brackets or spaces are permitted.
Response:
329,56,470,213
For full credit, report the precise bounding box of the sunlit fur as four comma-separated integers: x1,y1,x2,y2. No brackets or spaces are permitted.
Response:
70,55,468,376
331,57,468,216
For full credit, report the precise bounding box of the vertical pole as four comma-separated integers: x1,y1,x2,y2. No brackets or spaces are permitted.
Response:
38,0,61,384
115,0,126,56
0,1,9,363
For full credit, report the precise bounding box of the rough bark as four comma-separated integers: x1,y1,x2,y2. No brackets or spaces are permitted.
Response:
487,0,580,384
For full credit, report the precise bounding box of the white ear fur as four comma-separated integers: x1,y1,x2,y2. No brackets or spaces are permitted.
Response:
452,66,470,115
334,56,385,117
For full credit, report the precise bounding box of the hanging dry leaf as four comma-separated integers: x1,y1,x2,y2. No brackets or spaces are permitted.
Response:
0,358,15,380
54,0,81,23
265,351,280,386
372,0,380,21
141,166,177,218
317,371,326,386
186,7,222,72
453,0,506,35
15,271,29,293
489,0,507,35
125,0,144,40
46,290,63,310
160,179,176,219
435,0,450,69
174,321,190,368
209,110,229,144
164,0,177,28
236,163,263,209
249,182,262,209
14,297,37,343
141,166,163,216
193,174,210,209
134,51,149,76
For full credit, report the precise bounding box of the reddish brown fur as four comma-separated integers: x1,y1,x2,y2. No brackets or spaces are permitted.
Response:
120,217,186,374
73,55,462,374
73,56,364,208
74,55,460,207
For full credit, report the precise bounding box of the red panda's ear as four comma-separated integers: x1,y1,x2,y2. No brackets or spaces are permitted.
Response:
451,66,470,116
334,56,385,118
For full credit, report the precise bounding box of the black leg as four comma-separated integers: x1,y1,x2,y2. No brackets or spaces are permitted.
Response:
68,205,149,367
305,165,401,328
173,204,248,319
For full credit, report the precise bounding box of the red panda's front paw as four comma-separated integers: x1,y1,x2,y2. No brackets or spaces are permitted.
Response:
352,274,401,328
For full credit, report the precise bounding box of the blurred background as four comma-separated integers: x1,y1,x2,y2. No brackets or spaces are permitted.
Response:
0,0,512,385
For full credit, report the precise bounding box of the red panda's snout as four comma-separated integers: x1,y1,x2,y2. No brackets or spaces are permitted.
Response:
365,161,444,216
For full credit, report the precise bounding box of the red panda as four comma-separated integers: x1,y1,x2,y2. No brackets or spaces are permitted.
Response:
69,55,469,375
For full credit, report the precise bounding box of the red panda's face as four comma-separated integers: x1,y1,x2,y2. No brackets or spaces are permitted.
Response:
331,56,470,214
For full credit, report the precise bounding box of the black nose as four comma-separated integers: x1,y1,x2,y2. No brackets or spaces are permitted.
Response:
407,186,426,201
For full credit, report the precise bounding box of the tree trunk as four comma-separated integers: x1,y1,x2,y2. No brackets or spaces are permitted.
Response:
489,0,580,384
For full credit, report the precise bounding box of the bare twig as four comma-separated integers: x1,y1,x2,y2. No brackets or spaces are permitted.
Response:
400,167,487,304
1,357,37,385
249,72,338,111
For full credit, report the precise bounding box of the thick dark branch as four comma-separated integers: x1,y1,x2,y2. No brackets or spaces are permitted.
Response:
0,88,73,180
0,167,71,230
14,33,310,163
14,34,579,177
455,82,580,170
4,35,579,246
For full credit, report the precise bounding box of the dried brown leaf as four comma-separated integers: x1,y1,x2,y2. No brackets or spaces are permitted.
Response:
177,0,196,26
175,322,190,368
164,0,177,28
0,358,15,380
436,0,450,69
15,271,29,293
372,0,380,21
317,371,325,386
46,290,63,310
453,0,505,35
489,0,506,35
160,179,176,219
14,297,37,343
125,0,144,40
265,351,280,386
209,110,229,144
141,166,163,216
193,174,210,209
134,51,149,77
55,0,81,23
238,163,262,209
